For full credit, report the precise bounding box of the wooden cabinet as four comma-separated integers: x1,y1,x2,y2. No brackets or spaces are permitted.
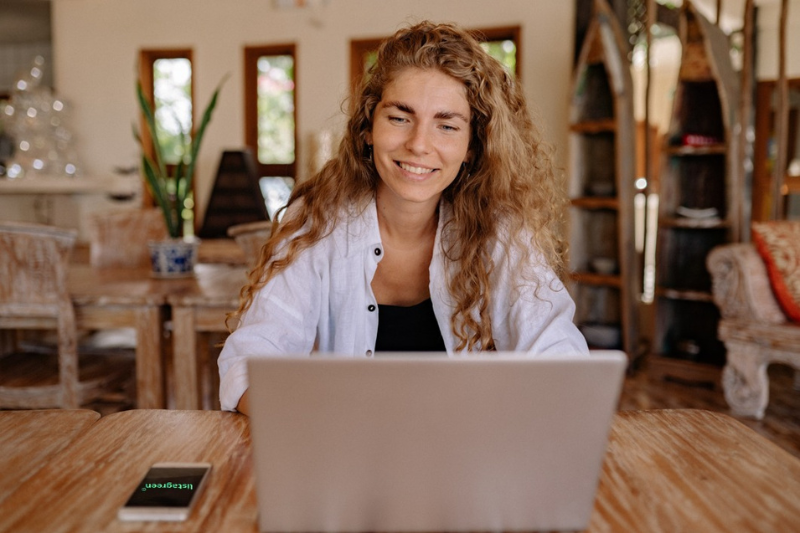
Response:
649,1,742,383
568,0,639,359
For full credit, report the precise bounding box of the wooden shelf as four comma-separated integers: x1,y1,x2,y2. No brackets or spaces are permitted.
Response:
665,144,727,156
647,355,722,389
651,2,741,377
570,271,622,288
570,119,617,134
659,216,730,229
571,196,620,210
656,287,714,303
0,175,137,196
568,0,638,361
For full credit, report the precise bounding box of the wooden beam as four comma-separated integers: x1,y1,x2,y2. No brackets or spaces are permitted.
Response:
737,0,754,238
771,0,789,220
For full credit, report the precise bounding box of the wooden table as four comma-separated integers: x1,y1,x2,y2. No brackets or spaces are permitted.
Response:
198,239,246,266
589,409,800,531
69,265,171,409
68,263,245,410
1,408,799,532
0,409,99,504
168,264,246,410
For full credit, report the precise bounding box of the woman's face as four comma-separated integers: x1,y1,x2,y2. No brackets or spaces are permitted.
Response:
367,67,471,212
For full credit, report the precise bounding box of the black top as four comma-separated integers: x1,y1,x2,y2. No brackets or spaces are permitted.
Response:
375,298,446,353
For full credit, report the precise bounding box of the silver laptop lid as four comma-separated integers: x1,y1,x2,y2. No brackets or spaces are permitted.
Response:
248,351,626,532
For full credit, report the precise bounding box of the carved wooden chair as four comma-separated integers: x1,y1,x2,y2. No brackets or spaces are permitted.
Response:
707,243,800,419
0,221,130,408
87,208,167,268
83,208,168,350
227,220,273,268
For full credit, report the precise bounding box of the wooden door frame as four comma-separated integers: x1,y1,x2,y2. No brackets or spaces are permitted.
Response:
752,78,800,222
243,43,298,181
137,48,194,208
349,25,522,97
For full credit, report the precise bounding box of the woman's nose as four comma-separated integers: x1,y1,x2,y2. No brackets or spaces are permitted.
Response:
405,124,432,154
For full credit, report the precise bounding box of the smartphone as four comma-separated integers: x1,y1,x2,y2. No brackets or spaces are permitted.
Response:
117,462,212,521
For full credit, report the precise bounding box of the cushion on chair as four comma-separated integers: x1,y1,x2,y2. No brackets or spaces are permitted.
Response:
752,221,800,323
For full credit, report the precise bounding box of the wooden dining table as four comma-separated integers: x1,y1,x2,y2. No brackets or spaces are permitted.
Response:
167,263,246,410
68,262,245,410
0,408,798,532
0,409,99,505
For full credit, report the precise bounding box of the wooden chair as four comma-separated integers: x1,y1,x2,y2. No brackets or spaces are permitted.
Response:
83,208,168,351
0,221,130,408
227,220,272,267
87,208,167,268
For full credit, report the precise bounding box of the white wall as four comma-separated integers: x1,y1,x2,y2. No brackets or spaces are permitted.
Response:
755,1,800,80
51,0,576,222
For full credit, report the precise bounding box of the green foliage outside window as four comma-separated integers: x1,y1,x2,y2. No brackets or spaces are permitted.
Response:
257,55,295,165
153,58,192,165
480,40,517,76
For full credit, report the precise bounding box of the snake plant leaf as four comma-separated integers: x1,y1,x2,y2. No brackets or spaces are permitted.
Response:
136,81,167,179
183,76,228,195
175,159,187,207
135,74,226,239
142,153,179,237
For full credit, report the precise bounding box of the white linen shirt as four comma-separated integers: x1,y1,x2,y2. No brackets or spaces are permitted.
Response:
218,199,588,411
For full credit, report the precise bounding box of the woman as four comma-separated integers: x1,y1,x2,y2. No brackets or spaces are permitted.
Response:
219,21,588,414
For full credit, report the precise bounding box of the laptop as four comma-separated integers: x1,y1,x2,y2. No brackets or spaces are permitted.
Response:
247,351,626,532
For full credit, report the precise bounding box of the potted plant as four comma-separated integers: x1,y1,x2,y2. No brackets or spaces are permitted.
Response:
134,77,225,277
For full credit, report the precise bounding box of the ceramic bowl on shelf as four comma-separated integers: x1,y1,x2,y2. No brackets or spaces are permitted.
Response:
586,182,615,197
590,256,618,275
579,323,621,349
676,205,719,219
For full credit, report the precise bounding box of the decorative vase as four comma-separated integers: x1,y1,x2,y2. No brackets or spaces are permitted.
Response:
148,238,199,278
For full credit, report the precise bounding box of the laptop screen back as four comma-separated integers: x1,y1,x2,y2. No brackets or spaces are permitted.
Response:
247,351,626,532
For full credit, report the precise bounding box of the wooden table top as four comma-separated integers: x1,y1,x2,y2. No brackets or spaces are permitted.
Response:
198,239,246,266
166,263,247,307
67,263,245,308
0,409,100,505
1,409,798,532
589,409,800,531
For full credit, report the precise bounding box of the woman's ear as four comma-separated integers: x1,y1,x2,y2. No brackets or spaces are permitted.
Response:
365,132,373,145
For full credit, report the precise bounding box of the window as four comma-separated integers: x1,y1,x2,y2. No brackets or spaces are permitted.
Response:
349,26,521,92
244,44,297,183
476,26,520,76
138,49,194,232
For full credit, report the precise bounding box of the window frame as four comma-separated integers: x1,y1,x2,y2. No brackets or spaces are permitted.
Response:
243,43,298,180
138,48,195,208
349,25,522,94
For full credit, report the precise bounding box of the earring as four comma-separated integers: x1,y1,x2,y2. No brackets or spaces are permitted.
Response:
460,162,471,180
366,145,373,163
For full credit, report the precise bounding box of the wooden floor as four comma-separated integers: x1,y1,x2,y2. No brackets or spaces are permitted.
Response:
620,362,800,460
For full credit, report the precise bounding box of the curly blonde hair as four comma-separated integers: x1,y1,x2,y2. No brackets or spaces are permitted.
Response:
229,20,568,351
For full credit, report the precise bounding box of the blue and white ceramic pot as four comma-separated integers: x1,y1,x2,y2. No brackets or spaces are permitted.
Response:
148,238,199,278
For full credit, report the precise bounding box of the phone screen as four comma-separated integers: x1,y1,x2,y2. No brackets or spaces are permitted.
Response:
119,463,211,520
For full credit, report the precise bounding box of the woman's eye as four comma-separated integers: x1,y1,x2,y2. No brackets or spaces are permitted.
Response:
440,124,458,132
388,116,407,123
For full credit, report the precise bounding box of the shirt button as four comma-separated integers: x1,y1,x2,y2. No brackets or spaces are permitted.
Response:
367,304,376,312
366,350,373,357
374,247,382,256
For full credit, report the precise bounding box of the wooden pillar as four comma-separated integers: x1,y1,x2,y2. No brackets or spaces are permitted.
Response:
770,0,790,220
738,0,755,238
